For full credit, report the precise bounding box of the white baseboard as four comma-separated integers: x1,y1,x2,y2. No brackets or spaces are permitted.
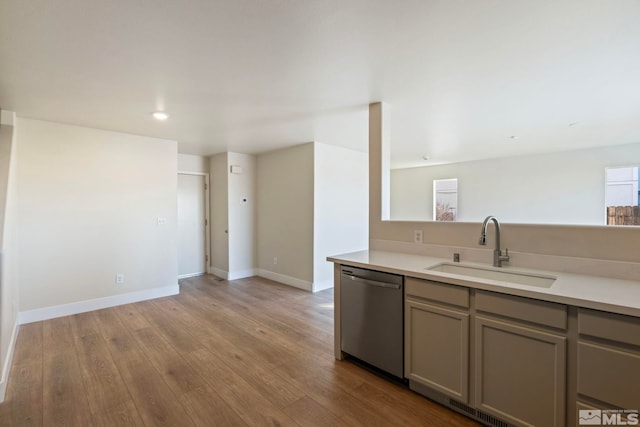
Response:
211,267,228,280
210,267,256,281
312,280,334,293
228,269,256,280
0,319,20,403
18,284,179,324
178,272,206,279
257,269,312,292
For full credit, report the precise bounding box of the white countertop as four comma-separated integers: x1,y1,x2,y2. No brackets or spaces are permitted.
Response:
327,250,640,318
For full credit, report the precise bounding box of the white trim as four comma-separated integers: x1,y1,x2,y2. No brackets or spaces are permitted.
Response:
211,267,228,280
257,269,312,292
0,320,20,402
312,280,334,293
228,269,256,280
178,271,205,279
177,170,209,176
210,268,257,281
18,284,179,324
178,171,212,274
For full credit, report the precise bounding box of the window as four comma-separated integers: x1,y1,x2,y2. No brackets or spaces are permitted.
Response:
433,178,458,221
605,166,640,226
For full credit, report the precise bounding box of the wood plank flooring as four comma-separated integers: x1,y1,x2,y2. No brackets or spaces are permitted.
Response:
0,275,481,426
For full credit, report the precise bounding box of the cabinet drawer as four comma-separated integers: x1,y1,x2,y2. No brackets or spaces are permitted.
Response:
476,290,567,329
578,308,640,346
578,341,640,409
405,277,469,308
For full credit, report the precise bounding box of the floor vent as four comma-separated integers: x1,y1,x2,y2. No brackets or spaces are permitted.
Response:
449,398,476,416
449,399,509,427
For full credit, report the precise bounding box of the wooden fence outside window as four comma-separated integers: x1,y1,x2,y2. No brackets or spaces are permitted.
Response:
606,206,640,225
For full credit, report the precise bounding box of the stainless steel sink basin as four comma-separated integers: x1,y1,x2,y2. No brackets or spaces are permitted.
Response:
427,262,556,288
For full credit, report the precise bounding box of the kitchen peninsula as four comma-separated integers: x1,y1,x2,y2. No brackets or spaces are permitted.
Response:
329,250,640,427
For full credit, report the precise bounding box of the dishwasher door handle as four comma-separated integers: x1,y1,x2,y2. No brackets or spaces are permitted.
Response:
343,275,401,289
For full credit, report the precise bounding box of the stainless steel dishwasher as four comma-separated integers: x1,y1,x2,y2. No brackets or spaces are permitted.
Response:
340,265,404,378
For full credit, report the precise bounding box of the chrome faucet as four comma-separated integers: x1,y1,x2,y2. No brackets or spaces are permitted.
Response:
478,216,510,267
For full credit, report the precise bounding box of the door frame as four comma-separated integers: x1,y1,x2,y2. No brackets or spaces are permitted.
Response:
178,171,211,275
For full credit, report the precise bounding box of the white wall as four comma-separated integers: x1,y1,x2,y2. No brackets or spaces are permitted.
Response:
227,153,256,279
313,143,368,291
178,153,209,173
391,142,640,225
0,111,13,126
15,118,179,317
0,126,13,243
209,153,229,276
257,144,314,288
0,117,19,402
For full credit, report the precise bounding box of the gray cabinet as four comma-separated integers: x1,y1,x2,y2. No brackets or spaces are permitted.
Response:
406,299,469,402
576,308,640,410
474,291,567,427
403,275,640,427
405,279,568,426
405,278,470,402
474,315,566,427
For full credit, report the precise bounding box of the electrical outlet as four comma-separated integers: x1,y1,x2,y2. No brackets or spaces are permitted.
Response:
157,217,167,225
115,274,124,284
414,230,423,244
273,256,278,265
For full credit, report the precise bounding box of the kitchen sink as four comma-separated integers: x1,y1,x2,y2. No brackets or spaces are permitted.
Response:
427,262,556,288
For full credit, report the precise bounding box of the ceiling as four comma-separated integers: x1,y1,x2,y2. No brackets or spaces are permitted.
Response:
1,0,639,168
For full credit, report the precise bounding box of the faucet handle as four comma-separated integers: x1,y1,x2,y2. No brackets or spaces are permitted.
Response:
501,248,510,263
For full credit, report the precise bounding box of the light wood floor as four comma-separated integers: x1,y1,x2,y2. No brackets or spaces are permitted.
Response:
0,275,481,426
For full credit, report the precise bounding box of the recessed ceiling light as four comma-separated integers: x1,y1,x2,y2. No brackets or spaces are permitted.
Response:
509,135,520,140
152,111,169,121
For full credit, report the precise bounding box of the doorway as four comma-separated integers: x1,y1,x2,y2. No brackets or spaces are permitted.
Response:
178,172,210,278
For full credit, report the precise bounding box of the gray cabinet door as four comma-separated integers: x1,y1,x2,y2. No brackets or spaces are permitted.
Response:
406,299,469,402
577,341,640,409
474,316,566,427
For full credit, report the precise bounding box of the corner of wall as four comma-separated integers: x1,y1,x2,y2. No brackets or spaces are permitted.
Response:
0,321,19,403
0,116,19,403
227,152,257,276
257,268,312,292
209,153,229,273
312,280,334,293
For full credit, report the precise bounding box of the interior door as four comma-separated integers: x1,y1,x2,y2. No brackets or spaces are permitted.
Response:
178,174,206,277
